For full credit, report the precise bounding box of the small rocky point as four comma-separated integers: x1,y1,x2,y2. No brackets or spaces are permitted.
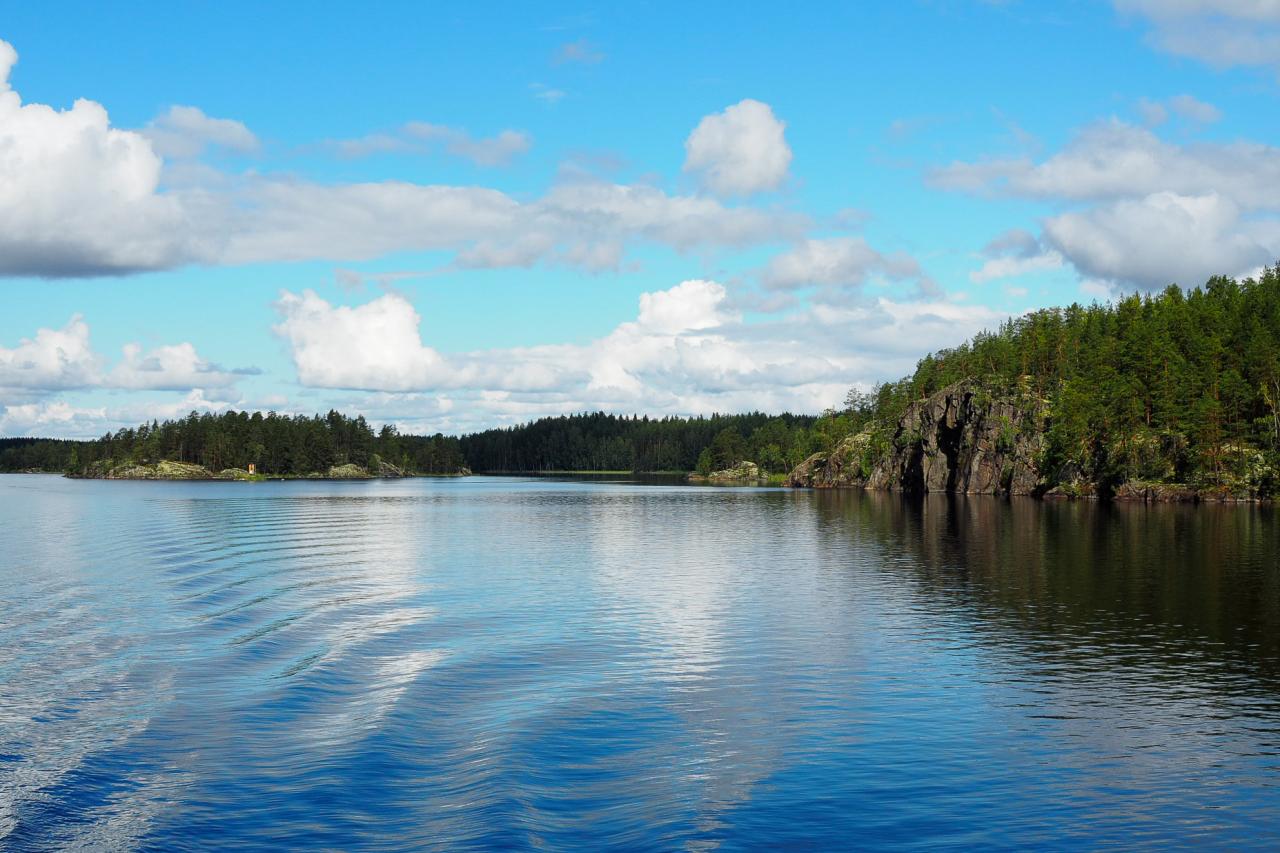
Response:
688,460,767,484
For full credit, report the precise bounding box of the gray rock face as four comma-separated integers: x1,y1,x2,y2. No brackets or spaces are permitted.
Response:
689,460,767,484
785,433,869,489
788,381,1046,495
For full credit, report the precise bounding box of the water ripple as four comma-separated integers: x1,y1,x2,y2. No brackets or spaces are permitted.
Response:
0,476,1278,850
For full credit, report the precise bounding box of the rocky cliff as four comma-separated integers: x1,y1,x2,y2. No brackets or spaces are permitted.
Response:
787,381,1046,495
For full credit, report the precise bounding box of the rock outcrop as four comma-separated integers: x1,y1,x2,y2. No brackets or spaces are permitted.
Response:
785,433,870,489
71,460,450,480
787,381,1046,495
688,460,768,484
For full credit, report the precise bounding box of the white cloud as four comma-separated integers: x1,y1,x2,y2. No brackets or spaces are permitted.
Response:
1114,1,1280,69
0,317,101,391
273,291,449,392
143,105,259,159
970,252,1064,283
0,38,802,279
1043,191,1276,290
684,99,792,196
109,342,251,390
0,316,255,396
217,178,804,272
636,279,730,334
0,400,108,437
762,237,923,293
0,39,195,276
930,121,1280,209
0,390,236,438
269,281,1002,432
932,119,1280,290
332,122,532,167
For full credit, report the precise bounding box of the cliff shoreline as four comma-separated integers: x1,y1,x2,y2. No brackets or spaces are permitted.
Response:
785,380,1272,504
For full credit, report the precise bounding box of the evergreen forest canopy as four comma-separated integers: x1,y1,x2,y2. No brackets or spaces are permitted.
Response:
2,267,1278,493
0,410,830,478
0,412,467,477
832,267,1280,496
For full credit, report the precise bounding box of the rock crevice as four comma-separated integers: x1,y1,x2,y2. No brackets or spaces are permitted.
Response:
787,381,1046,495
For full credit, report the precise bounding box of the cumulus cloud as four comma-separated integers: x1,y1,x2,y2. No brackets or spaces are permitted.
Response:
0,400,108,437
761,237,926,298
1043,191,1275,289
0,316,255,396
1114,0,1280,69
109,342,254,390
636,279,730,334
331,122,532,166
684,99,792,196
0,317,101,391
273,291,449,392
0,39,196,276
143,105,259,159
932,119,1280,290
0,390,235,438
269,280,1001,431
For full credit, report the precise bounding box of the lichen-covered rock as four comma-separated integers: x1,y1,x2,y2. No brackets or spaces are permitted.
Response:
787,380,1046,495
688,460,767,484
785,432,870,488
80,459,215,479
326,463,373,479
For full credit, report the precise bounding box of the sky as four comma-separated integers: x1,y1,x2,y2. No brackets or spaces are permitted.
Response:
2,0,1280,438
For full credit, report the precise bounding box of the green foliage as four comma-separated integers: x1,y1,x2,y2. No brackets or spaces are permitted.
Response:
458,411,818,474
828,265,1280,497
0,411,466,477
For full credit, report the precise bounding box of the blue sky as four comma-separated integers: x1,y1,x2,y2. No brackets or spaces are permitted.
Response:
3,1,1279,437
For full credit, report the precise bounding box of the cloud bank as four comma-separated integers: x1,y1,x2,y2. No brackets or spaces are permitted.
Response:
0,39,804,280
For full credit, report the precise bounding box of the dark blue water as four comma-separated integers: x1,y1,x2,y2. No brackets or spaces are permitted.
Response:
1,474,1278,850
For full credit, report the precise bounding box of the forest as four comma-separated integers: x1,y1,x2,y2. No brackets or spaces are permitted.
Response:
828,267,1280,496
0,411,467,477
3,267,1278,493
457,411,825,474
0,410,831,478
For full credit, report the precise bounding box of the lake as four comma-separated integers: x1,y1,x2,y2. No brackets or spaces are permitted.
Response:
1,474,1278,850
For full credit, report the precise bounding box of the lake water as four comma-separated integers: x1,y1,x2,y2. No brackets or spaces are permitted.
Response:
1,474,1278,850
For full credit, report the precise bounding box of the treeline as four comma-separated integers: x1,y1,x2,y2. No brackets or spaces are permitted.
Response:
9,268,1276,490
1,409,836,477
0,438,83,473
0,411,467,476
457,411,830,474
841,267,1280,495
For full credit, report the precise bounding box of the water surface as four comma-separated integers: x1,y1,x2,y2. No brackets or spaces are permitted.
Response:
1,474,1278,850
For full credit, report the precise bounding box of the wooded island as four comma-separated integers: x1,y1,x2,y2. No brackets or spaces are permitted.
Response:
3,269,1278,499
